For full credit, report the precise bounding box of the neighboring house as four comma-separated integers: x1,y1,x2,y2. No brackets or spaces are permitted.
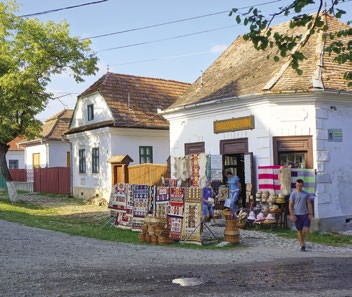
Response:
20,109,73,170
6,136,26,169
160,13,352,232
65,72,190,201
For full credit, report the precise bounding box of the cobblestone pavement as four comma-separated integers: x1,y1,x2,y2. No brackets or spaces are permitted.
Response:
201,221,352,255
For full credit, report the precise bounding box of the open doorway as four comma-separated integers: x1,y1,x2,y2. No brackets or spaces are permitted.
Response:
223,153,245,209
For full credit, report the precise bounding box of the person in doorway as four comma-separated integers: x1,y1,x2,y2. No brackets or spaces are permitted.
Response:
289,178,314,252
202,180,216,223
226,171,241,219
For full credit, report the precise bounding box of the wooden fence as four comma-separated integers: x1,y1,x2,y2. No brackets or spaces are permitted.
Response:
128,163,169,185
34,167,70,195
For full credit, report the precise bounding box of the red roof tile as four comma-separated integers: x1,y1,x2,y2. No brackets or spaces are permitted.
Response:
78,72,190,129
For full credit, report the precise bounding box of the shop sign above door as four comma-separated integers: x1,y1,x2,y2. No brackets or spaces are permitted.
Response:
213,115,255,134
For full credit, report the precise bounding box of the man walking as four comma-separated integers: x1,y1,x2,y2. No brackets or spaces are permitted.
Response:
289,179,314,251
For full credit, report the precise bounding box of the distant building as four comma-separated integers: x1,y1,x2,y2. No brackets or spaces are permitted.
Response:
20,109,73,169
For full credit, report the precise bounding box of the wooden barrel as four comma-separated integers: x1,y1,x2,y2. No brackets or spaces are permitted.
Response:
224,229,240,244
225,219,237,228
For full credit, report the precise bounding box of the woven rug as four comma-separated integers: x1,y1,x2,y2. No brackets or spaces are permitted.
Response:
167,187,185,240
168,187,184,216
180,201,202,243
133,184,150,218
167,215,183,240
148,185,157,215
155,186,170,218
114,210,132,229
190,154,200,187
108,183,128,210
126,184,134,216
185,187,202,203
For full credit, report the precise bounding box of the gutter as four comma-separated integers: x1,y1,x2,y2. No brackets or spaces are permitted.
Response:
159,89,352,115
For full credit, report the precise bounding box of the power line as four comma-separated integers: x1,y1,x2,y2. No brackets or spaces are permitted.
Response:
19,0,109,18
97,25,236,53
82,0,285,40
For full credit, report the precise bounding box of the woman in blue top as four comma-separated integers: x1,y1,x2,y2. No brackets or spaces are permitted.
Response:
202,180,215,223
226,171,241,218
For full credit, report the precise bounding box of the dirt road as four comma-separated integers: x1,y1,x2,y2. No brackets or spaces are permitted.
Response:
1,219,351,297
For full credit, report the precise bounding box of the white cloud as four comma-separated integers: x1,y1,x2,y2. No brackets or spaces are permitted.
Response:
210,44,228,53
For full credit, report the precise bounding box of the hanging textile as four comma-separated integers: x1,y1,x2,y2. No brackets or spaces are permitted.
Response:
167,186,185,240
291,168,316,198
180,187,202,243
257,165,281,194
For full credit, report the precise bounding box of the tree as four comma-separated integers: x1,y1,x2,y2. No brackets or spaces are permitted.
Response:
230,0,351,85
0,1,98,201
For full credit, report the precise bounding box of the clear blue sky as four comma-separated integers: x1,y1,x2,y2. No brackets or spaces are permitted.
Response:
14,0,351,121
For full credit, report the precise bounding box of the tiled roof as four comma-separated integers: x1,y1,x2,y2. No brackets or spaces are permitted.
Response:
79,72,190,129
7,135,26,151
40,109,73,141
166,13,351,110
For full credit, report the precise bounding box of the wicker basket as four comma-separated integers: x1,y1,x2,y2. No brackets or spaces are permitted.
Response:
158,236,174,245
138,232,145,242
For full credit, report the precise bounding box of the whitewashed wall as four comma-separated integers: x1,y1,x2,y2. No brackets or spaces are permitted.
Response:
24,143,47,169
48,142,71,167
6,151,25,169
165,96,316,174
68,126,170,201
315,102,352,220
70,92,113,129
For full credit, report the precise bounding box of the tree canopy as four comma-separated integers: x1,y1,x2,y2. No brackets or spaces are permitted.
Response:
230,0,351,85
0,1,98,195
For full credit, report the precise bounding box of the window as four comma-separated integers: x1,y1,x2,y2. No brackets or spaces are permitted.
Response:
79,149,86,173
139,146,153,164
88,104,94,121
273,136,313,169
9,160,19,169
279,152,306,168
92,147,99,173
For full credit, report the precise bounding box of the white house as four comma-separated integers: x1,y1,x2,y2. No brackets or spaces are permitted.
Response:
6,136,26,170
160,13,352,232
20,109,73,171
65,72,190,201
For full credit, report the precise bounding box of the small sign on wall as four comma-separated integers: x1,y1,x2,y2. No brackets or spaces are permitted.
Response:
328,129,342,142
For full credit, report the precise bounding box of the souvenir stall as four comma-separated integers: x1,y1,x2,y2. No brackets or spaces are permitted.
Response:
108,152,247,245
250,165,316,228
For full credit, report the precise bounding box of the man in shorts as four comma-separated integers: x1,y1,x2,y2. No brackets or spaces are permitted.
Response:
289,179,314,251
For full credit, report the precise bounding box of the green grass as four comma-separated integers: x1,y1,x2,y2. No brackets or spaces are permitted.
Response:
0,190,351,248
0,192,233,249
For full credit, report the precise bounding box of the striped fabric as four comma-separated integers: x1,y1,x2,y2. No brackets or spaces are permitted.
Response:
291,169,316,197
258,166,316,197
257,166,281,193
